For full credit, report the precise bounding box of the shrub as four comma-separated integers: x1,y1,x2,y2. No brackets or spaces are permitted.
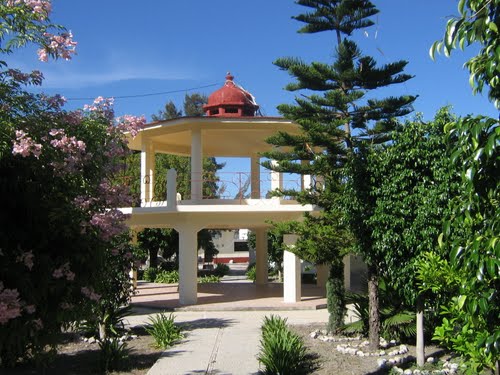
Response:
98,337,129,372
214,263,230,277
145,312,183,349
246,263,256,282
143,267,158,282
198,275,221,283
154,270,179,284
257,315,310,375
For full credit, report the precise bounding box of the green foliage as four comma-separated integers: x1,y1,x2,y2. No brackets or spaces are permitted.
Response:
145,312,183,349
246,263,257,282
430,0,500,107
143,267,159,282
427,115,499,373
343,288,416,342
214,263,230,277
98,337,129,372
264,0,416,349
154,270,179,284
368,109,459,305
257,315,311,375
197,274,221,283
326,261,346,334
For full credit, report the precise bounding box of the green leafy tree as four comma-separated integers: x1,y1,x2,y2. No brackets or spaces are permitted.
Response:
0,2,141,365
430,0,500,108
426,1,499,372
151,101,182,121
263,0,415,346
368,108,460,364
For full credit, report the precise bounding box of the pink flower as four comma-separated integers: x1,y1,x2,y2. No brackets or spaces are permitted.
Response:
124,252,132,260
16,250,34,270
111,249,119,256
37,31,77,62
81,286,100,302
65,271,75,281
25,305,36,314
0,283,22,324
52,268,63,279
12,130,42,159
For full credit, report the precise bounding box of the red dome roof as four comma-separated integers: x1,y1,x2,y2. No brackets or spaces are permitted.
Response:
203,73,259,117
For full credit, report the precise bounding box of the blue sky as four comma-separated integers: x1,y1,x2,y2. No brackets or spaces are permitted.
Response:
7,0,498,122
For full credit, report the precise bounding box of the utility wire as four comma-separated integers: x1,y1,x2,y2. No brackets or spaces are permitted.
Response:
65,82,220,101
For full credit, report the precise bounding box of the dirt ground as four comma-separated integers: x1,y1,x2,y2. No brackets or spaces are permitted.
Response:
2,326,163,375
290,323,449,375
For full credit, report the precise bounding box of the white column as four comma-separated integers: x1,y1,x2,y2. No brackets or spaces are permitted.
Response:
316,263,329,288
140,140,155,205
270,160,283,192
283,234,301,303
301,160,312,191
166,168,177,208
251,155,261,199
178,226,199,305
191,128,203,202
255,228,268,285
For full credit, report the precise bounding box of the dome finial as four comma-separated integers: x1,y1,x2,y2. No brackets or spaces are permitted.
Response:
225,72,234,82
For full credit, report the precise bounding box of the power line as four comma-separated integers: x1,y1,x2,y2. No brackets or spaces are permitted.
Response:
65,82,220,101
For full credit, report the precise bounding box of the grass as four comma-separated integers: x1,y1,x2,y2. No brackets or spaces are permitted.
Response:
144,312,183,349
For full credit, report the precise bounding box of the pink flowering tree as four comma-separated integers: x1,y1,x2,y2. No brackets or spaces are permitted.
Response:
0,1,145,366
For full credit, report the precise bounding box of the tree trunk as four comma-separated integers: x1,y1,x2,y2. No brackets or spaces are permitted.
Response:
99,322,107,341
149,248,158,268
326,260,346,334
416,294,425,367
368,266,380,351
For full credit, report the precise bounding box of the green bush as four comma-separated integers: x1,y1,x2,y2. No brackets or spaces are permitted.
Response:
214,263,230,277
98,337,129,372
143,267,159,282
154,270,179,284
145,312,183,349
246,263,256,282
198,275,221,283
257,315,310,375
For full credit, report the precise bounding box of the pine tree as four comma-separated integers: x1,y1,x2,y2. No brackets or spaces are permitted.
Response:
263,0,416,348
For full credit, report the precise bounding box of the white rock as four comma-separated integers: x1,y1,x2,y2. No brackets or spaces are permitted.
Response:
413,370,422,375
130,334,138,339
310,331,319,339
356,350,364,356
389,350,399,356
427,356,435,363
390,339,397,344
404,369,413,375
399,344,409,353
379,350,386,356
377,358,387,368
88,337,96,344
361,340,370,346
394,367,404,374
394,356,402,363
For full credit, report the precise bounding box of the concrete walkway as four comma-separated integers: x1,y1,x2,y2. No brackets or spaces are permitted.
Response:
126,265,335,374
126,309,330,375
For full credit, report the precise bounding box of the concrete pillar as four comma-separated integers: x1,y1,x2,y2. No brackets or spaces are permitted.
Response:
316,263,329,288
301,160,312,191
140,141,155,205
283,234,301,303
251,155,261,199
178,226,199,305
166,168,177,208
191,128,203,202
270,160,283,192
129,229,139,289
255,228,268,285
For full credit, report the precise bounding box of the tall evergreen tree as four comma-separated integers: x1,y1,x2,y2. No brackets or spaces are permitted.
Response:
263,0,416,348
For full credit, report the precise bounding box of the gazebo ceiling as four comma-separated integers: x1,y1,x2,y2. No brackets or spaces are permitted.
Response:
127,116,302,157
